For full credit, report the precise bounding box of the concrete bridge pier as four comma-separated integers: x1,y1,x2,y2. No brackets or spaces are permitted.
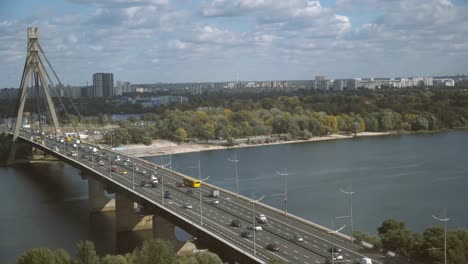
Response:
116,194,153,232
153,214,186,250
88,178,115,212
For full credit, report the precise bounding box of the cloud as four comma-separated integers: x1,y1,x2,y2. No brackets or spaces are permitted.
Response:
0,0,467,87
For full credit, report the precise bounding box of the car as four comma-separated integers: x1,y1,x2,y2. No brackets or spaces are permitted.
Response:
111,166,118,172
212,200,219,205
251,226,262,231
177,182,184,187
98,160,105,166
240,231,252,238
164,191,172,199
139,180,156,188
293,234,304,242
183,202,193,209
135,166,139,171
125,158,130,162
123,162,128,166
121,171,128,175
256,214,267,224
329,247,342,253
186,189,195,195
266,243,279,251
332,252,343,261
142,170,147,174
359,257,372,264
231,219,241,227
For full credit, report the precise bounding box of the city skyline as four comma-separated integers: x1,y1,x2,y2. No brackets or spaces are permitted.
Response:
1,0,468,87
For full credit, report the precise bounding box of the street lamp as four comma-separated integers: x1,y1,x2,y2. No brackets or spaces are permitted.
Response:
275,169,289,215
432,209,450,264
328,217,346,264
340,184,355,242
197,160,210,226
227,152,239,197
132,162,135,190
251,193,265,256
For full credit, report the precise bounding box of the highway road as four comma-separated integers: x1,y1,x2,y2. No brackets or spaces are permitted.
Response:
14,131,409,264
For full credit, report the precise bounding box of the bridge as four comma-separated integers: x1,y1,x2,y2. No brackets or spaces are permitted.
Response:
5,28,407,264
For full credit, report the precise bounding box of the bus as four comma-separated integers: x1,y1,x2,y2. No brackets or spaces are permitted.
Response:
183,176,201,188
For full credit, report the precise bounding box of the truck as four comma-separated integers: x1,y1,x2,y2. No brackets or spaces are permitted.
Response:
360,257,372,264
212,189,219,197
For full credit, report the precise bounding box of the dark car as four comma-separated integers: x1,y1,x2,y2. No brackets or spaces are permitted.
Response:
328,247,342,253
231,219,241,227
240,231,252,238
266,243,279,251
164,191,172,199
186,189,195,195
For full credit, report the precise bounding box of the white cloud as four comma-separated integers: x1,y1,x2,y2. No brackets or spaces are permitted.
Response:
0,0,467,87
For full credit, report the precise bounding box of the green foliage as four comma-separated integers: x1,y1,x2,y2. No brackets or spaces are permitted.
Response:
17,248,70,264
377,219,414,256
193,251,223,264
174,128,188,142
76,240,100,264
132,239,177,264
101,255,128,264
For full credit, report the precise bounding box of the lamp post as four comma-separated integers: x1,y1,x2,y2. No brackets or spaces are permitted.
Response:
328,218,346,264
197,160,210,226
340,184,355,242
275,169,289,215
227,152,239,197
432,209,450,264
132,162,135,190
251,193,265,256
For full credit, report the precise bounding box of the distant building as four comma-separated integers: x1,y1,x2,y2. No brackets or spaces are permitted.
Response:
315,76,329,90
333,79,347,91
92,73,114,97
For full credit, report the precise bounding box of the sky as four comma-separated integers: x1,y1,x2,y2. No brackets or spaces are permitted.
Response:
1,0,468,87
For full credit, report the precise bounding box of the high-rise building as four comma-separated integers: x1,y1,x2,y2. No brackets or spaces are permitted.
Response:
92,73,114,97
315,76,329,90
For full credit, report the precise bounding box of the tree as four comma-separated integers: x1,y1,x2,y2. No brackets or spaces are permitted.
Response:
101,255,128,264
194,251,223,264
422,227,444,264
16,248,71,264
174,128,188,142
76,240,100,264
377,219,414,256
132,239,177,264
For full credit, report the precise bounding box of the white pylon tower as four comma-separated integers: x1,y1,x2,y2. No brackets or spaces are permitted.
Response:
9,27,61,160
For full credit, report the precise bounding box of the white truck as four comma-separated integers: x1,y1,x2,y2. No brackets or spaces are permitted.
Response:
360,257,372,264
212,189,219,197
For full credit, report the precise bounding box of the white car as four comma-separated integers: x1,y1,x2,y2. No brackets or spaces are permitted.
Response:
333,253,343,261
183,203,193,209
256,214,267,223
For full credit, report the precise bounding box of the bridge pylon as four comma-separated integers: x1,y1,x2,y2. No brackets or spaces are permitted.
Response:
9,27,61,162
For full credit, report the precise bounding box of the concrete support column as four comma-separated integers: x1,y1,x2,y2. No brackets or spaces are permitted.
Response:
88,178,115,212
153,215,186,250
116,194,152,232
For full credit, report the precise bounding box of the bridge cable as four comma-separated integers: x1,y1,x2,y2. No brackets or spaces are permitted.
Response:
38,43,100,146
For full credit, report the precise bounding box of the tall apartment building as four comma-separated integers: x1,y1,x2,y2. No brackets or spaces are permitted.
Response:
315,76,329,90
92,73,114,97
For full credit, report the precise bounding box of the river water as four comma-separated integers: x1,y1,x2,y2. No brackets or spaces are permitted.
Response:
1,130,467,262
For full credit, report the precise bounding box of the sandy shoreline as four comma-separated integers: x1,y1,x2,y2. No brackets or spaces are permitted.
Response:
118,132,395,158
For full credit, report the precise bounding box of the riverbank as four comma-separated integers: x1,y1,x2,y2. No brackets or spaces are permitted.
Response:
121,131,394,157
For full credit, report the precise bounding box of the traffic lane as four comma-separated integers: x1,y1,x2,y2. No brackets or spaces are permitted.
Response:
40,138,376,264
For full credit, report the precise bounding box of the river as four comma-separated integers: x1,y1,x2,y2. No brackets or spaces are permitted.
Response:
1,130,467,262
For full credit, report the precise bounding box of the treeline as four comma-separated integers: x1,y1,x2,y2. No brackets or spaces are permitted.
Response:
103,101,466,146
354,219,468,264
15,239,224,264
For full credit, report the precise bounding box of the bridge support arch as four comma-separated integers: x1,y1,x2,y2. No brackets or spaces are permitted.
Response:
116,193,153,232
